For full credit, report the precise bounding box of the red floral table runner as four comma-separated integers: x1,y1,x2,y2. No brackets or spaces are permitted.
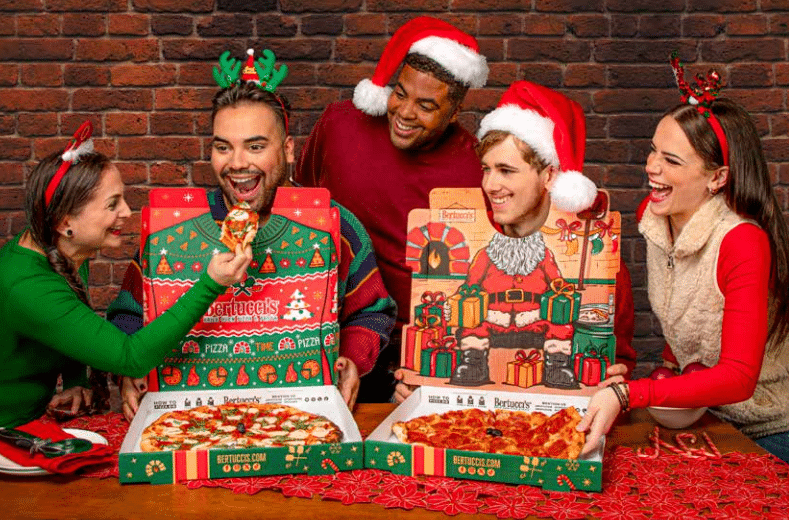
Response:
60,413,789,519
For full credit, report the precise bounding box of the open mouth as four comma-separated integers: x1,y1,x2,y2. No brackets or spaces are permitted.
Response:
227,174,263,201
392,119,419,138
109,227,123,236
649,181,672,203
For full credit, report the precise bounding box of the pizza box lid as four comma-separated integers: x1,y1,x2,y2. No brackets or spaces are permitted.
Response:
364,386,604,491
119,386,363,484
400,187,621,396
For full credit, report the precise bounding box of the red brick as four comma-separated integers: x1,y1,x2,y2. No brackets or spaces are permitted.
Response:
521,64,563,87
316,64,375,87
255,14,298,36
218,0,275,11
763,0,789,9
47,0,126,11
118,137,200,160
155,88,216,110
162,40,246,61
0,21,12,36
727,89,785,112
279,63,316,85
771,114,789,137
477,14,522,35
688,0,757,12
535,0,604,12
392,14,476,35
255,38,336,62
593,89,677,113
608,65,676,88
763,138,789,162
0,39,74,61
192,161,216,187
769,14,789,35
60,114,103,137
607,0,684,11
682,14,726,37
8,210,28,235
0,0,45,9
111,64,176,87
62,13,106,36
21,64,63,87
0,187,26,208
195,112,212,135
116,162,148,184
178,63,215,86
17,113,59,137
729,63,774,87
150,112,194,135
0,115,15,135
65,64,110,86
108,14,150,35
344,13,387,35
779,164,789,184
461,88,502,112
564,64,605,88
727,14,769,35
702,39,785,62
151,14,194,35
567,15,609,38
335,38,388,63
281,0,363,12
76,39,159,62
609,115,664,138
477,39,504,61
0,90,69,111
33,135,112,159
196,14,254,37
132,0,213,12
776,63,789,85
150,162,188,185
611,15,638,37
17,14,60,36
522,14,565,35
485,62,519,87
302,14,344,35
507,38,591,62
639,15,681,37
279,87,341,110
88,261,112,285
585,115,606,139
112,261,133,283
72,89,153,111
0,163,24,184
106,113,148,135
596,40,695,63
0,65,17,86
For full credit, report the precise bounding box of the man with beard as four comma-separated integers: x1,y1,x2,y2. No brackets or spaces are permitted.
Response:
108,50,396,419
295,16,490,402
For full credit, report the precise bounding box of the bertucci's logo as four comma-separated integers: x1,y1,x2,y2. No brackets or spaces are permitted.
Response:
439,208,475,223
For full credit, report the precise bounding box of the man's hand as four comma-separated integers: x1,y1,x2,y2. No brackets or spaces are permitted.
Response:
393,369,418,403
597,363,628,388
121,376,148,422
577,386,622,456
47,386,93,416
335,357,359,410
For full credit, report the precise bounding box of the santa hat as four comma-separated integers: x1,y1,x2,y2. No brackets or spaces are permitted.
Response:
241,49,259,83
477,81,597,213
353,16,488,116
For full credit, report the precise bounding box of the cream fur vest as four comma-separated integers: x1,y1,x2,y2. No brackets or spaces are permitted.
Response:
640,195,789,438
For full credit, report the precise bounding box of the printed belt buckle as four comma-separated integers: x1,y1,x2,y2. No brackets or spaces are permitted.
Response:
505,289,525,303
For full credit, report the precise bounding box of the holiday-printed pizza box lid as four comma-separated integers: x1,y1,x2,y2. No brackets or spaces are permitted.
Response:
119,386,362,484
364,386,602,491
139,187,342,395
401,187,621,395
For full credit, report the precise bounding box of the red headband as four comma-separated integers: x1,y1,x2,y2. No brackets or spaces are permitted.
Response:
670,51,728,167
44,121,94,206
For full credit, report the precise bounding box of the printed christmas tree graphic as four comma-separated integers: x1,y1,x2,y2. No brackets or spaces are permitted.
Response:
259,248,276,274
156,249,173,275
309,245,325,268
281,289,313,321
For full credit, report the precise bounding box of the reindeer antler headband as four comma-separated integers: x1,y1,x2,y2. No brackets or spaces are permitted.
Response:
44,120,94,207
670,51,728,167
213,48,290,134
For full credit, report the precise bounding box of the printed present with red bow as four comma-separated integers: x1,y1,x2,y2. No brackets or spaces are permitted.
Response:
419,337,461,378
447,284,489,329
506,349,544,388
539,278,581,325
573,349,609,386
414,291,447,333
404,315,443,372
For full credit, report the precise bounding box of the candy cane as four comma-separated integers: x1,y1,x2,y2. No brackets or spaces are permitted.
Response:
556,474,576,491
321,458,339,473
638,426,662,458
702,432,722,458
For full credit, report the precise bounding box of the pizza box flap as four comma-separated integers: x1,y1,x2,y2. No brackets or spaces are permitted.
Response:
401,186,621,395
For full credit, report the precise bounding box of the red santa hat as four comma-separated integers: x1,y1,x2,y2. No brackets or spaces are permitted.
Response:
353,16,488,116
241,49,259,83
477,81,597,213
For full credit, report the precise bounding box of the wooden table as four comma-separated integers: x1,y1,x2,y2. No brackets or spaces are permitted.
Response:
1,404,767,520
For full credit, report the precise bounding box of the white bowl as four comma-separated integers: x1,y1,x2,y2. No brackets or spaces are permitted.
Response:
646,406,708,429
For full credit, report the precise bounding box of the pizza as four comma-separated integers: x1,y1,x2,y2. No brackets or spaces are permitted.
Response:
392,407,585,459
220,201,259,250
140,403,342,452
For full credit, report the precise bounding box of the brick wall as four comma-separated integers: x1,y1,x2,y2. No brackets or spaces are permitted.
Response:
1,1,787,365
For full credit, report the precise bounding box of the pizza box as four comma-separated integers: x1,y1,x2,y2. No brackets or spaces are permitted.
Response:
365,387,604,492
119,386,363,484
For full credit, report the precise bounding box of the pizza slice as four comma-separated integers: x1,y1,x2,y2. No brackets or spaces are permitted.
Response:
220,201,259,250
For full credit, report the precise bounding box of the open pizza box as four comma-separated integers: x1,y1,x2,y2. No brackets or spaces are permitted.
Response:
119,187,362,484
364,187,621,492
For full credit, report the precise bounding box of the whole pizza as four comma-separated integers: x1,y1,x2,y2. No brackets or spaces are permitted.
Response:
392,407,585,459
140,403,342,452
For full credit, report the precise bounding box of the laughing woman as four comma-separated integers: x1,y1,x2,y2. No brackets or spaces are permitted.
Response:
0,122,251,429
579,55,789,462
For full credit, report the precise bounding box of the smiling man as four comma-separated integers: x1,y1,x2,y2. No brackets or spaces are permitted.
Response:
295,17,489,402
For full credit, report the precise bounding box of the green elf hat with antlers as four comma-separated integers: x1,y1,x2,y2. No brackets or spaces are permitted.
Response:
212,48,288,93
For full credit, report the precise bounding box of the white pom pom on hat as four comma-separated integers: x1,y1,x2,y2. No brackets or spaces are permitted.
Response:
353,16,488,116
477,81,597,213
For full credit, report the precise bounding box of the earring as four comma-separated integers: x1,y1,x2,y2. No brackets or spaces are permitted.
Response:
66,229,73,237
707,187,718,196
